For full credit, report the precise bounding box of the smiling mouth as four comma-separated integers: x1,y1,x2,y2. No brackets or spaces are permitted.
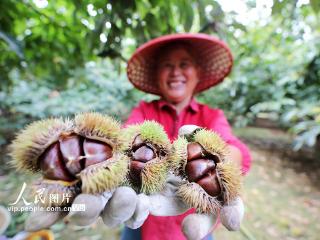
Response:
168,80,186,89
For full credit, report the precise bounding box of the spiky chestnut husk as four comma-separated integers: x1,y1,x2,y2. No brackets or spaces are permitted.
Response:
80,153,129,194
10,113,128,207
10,118,73,173
171,129,242,214
73,113,129,193
74,112,123,152
10,118,80,207
122,121,171,194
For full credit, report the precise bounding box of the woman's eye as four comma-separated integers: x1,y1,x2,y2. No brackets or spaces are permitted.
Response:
181,62,190,68
160,62,172,69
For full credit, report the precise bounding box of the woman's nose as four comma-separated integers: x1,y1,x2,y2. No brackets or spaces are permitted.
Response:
170,65,181,76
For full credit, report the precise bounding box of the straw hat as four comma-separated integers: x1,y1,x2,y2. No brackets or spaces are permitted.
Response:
127,33,233,95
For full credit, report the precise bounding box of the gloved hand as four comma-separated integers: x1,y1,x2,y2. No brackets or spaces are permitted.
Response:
25,185,145,231
25,187,243,237
181,196,244,240
101,173,189,229
25,173,188,232
100,121,190,229
25,191,113,231
25,119,190,231
10,113,129,232
176,125,245,240
101,123,245,236
19,119,188,232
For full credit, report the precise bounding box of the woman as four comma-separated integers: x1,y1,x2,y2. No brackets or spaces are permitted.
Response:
122,33,251,240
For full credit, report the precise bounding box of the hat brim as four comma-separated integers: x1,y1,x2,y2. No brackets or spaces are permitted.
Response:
127,33,233,95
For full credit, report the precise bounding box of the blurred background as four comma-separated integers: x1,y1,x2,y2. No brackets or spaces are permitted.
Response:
0,0,319,239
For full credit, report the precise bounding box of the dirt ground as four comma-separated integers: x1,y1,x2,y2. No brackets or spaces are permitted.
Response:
1,128,319,240
214,145,320,240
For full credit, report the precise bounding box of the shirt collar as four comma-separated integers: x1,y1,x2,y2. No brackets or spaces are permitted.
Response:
158,97,199,113
189,98,200,112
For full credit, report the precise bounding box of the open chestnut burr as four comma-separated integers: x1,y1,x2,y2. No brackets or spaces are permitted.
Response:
170,127,242,214
185,142,222,197
122,121,171,194
10,113,129,207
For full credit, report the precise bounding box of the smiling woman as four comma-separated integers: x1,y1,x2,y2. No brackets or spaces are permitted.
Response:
124,33,251,240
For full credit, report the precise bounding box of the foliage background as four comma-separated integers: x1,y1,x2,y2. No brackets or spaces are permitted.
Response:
0,0,319,239
1,0,319,151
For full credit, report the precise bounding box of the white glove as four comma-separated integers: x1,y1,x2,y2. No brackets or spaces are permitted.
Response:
101,174,189,229
105,179,244,238
220,196,244,231
24,191,112,232
101,186,138,228
26,186,141,232
25,175,189,231
100,125,245,235
181,197,244,240
182,213,217,240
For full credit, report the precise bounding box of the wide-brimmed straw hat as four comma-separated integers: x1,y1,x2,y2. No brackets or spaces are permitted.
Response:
127,33,233,95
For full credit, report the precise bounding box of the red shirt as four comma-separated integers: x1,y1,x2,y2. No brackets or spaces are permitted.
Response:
125,98,251,240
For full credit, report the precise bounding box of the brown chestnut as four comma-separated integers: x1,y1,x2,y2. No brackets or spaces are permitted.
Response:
39,134,113,182
83,139,113,167
196,170,221,197
187,142,203,161
132,135,144,150
59,134,83,175
39,142,75,181
129,160,145,186
185,142,221,197
129,145,156,186
185,159,215,182
132,145,155,163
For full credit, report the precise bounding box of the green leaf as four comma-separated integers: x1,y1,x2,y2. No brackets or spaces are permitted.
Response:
0,30,24,58
310,0,320,14
272,0,286,15
231,22,247,32
135,0,152,19
180,1,194,32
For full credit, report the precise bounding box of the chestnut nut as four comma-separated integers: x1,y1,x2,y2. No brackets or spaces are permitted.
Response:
39,134,113,181
185,142,221,197
129,135,156,187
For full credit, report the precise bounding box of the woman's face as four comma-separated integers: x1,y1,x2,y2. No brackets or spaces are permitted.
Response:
157,47,200,104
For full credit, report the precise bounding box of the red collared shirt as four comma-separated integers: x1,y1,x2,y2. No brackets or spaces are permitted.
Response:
125,98,251,240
